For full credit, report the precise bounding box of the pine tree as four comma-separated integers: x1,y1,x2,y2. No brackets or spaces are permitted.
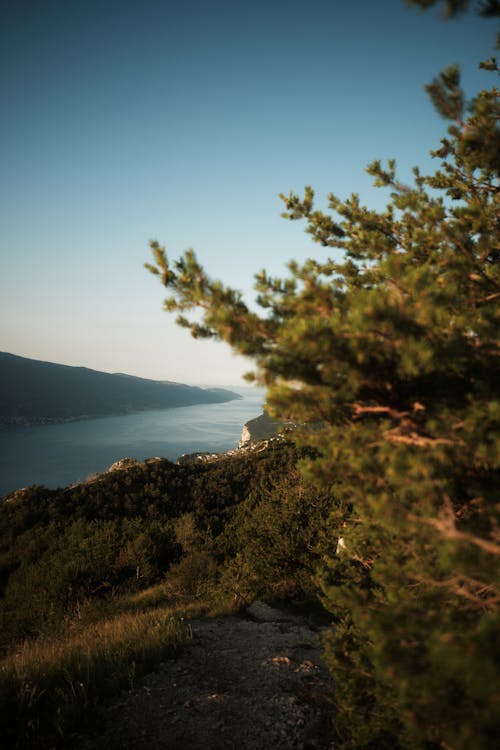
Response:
146,2,499,747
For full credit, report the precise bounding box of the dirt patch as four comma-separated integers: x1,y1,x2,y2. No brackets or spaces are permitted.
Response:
71,602,334,750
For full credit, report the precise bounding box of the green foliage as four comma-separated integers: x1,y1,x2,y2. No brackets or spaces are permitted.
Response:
1,517,179,642
218,469,334,602
1,439,316,746
0,442,301,648
165,550,218,597
146,6,500,747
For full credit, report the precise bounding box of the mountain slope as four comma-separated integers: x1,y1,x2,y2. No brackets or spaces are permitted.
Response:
239,412,284,446
0,352,240,426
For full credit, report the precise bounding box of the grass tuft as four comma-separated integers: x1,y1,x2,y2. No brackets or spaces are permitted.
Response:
0,600,191,749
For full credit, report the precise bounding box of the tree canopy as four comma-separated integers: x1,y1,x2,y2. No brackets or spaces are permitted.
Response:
147,2,499,747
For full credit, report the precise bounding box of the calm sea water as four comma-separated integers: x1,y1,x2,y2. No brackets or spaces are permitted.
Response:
0,387,265,496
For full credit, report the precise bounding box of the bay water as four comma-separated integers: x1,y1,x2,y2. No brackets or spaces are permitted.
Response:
0,387,265,496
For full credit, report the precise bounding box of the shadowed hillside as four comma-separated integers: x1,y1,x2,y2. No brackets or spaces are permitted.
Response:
0,352,240,426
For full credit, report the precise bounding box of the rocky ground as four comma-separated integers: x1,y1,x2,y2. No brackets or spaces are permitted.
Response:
71,601,335,750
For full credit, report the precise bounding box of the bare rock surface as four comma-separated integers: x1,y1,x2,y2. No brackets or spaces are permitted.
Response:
71,603,333,750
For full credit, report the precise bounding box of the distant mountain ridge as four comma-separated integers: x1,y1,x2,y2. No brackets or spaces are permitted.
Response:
0,352,241,426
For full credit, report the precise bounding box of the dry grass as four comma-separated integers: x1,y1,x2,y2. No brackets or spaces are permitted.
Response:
0,594,192,749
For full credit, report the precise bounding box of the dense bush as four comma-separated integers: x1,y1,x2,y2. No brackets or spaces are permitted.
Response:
217,469,334,601
0,441,304,649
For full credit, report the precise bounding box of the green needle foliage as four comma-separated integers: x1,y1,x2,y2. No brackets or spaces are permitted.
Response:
146,3,499,748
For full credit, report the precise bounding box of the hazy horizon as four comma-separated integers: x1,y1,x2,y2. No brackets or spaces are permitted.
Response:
0,349,259,390
1,0,494,385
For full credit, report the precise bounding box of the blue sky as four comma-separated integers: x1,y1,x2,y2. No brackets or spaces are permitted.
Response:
0,0,495,385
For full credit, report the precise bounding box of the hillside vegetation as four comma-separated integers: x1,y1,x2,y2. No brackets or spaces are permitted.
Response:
0,352,239,426
0,440,334,748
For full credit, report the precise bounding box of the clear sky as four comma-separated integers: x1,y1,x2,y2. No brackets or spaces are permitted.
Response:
0,0,495,385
